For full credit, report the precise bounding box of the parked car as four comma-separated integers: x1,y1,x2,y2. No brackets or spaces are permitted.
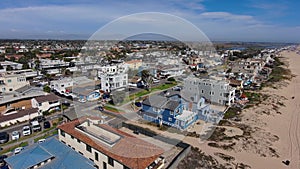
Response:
31,116,46,123
31,121,41,132
0,155,8,167
0,132,9,144
43,121,51,129
11,131,20,140
14,147,24,154
38,139,46,143
22,126,31,136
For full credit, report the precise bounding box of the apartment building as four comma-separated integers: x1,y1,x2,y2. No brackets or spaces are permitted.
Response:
39,59,69,69
50,78,73,95
98,63,128,92
0,73,29,93
58,117,165,169
183,77,235,106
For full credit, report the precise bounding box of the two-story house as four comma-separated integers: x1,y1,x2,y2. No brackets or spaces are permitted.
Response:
31,94,60,113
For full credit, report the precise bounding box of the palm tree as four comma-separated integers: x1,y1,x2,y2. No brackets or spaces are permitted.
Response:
141,70,153,91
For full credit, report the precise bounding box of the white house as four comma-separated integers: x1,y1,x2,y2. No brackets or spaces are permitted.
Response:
50,78,73,95
0,73,29,93
31,94,60,112
0,108,39,127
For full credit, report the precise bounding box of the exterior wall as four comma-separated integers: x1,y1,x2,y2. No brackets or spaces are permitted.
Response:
0,112,39,127
31,99,60,112
58,129,126,169
100,73,128,92
184,78,235,106
0,74,29,92
0,99,33,114
50,78,73,94
142,103,195,130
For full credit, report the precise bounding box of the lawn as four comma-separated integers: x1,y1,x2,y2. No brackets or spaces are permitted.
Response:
104,105,119,112
129,82,177,100
0,142,29,155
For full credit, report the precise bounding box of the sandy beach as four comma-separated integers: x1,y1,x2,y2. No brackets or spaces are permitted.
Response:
181,46,300,169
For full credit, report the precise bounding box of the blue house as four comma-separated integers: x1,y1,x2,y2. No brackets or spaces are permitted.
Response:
141,94,198,130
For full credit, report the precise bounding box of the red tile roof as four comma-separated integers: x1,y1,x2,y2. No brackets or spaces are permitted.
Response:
58,117,164,169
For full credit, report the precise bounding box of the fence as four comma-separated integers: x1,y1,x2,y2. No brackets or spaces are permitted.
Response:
121,122,191,169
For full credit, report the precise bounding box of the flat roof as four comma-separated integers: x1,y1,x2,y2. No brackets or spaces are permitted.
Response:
175,110,197,121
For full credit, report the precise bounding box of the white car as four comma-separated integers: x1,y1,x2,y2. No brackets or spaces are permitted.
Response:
38,139,46,143
11,131,20,140
14,147,24,154
22,126,31,136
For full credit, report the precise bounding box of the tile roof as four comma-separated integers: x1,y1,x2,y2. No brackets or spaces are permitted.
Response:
34,94,59,103
57,117,164,169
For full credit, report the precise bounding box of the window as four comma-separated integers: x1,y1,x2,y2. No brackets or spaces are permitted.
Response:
77,139,81,143
103,162,107,169
71,136,74,139
108,157,114,166
86,144,92,152
95,152,99,161
201,90,204,93
7,79,11,83
60,130,65,137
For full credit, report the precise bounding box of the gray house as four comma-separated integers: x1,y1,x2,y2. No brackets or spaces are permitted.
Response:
183,77,235,106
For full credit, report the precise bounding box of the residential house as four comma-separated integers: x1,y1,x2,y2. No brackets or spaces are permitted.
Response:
183,77,235,106
0,108,39,127
50,78,73,95
0,61,23,70
72,83,101,102
39,59,69,69
31,94,60,112
5,138,96,169
125,59,142,70
0,73,29,93
141,94,198,130
57,117,165,169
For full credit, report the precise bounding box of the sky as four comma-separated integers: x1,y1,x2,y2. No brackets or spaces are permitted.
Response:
0,0,299,42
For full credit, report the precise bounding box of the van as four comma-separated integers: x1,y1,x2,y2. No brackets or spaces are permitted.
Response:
31,121,41,132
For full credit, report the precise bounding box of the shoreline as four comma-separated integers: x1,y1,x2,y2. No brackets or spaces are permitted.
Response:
181,46,300,169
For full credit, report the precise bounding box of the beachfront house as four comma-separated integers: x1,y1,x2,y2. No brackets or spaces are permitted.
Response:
141,94,198,130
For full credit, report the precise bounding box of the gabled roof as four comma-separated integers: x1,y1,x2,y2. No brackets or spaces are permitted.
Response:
5,138,95,169
142,95,168,108
163,100,180,111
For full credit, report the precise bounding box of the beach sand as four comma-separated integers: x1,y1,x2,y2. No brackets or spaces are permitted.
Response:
182,47,300,169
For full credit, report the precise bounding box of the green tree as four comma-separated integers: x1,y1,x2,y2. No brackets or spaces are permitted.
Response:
43,85,51,93
22,63,30,69
6,65,13,71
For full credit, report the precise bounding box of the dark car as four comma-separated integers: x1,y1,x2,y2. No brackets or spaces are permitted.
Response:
134,102,142,107
43,121,51,129
0,132,9,144
31,116,46,123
